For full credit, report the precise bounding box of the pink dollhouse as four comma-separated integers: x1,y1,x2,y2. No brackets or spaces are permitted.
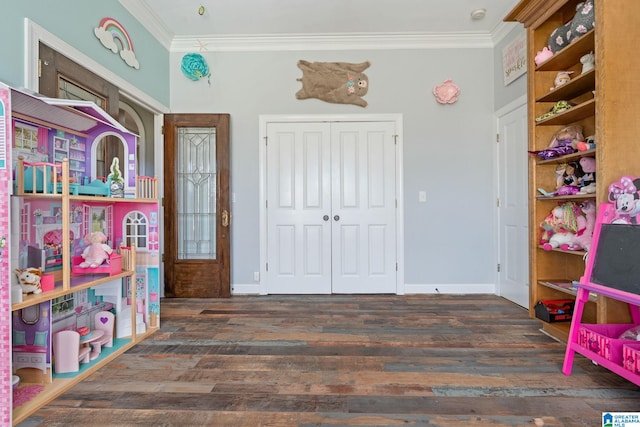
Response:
0,81,160,423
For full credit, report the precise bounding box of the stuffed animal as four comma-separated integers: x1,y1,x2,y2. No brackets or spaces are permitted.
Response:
529,125,582,159
578,157,596,188
15,267,43,294
296,60,370,108
566,200,596,251
548,0,595,53
79,232,113,268
540,202,580,251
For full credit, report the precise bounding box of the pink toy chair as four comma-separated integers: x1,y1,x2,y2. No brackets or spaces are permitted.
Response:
93,311,115,348
52,330,90,374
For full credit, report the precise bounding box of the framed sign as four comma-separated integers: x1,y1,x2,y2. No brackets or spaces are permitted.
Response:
502,31,527,86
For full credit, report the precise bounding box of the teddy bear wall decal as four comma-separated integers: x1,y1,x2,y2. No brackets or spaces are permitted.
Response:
295,60,370,108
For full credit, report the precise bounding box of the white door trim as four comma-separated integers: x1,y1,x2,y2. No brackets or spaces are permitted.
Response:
493,95,528,307
259,114,404,295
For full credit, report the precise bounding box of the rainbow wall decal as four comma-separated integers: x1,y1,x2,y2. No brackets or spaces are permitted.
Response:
94,17,140,69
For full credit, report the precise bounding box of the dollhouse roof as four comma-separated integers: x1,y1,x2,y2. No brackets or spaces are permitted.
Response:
10,87,137,137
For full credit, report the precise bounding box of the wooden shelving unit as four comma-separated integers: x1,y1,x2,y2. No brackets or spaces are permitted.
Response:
505,0,640,342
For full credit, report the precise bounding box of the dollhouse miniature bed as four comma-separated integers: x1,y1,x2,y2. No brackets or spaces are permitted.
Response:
71,252,123,276
17,159,109,197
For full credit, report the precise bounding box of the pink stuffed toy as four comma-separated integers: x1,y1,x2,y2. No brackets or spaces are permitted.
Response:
79,232,113,268
562,200,596,251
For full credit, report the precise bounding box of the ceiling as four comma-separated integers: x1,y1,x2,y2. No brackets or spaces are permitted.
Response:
119,0,522,51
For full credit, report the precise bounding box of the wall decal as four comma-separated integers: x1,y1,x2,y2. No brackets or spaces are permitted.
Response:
181,53,211,85
94,17,140,69
433,80,460,104
296,60,370,108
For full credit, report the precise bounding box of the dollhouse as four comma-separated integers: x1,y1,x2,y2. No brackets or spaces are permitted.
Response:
0,82,160,425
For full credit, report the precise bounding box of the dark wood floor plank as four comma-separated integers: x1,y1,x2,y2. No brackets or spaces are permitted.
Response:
17,295,640,426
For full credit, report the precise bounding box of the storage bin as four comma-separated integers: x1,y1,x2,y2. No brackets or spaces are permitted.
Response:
623,342,640,375
578,324,640,365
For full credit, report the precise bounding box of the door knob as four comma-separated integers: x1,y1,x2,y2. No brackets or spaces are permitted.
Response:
334,215,340,221
323,215,329,221
222,210,230,227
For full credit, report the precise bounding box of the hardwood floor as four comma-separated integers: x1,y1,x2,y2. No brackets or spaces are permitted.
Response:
18,295,640,427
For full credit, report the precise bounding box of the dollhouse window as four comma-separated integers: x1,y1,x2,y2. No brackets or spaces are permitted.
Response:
14,123,38,150
123,211,148,251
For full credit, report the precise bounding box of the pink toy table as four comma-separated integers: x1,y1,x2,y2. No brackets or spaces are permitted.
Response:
79,330,105,361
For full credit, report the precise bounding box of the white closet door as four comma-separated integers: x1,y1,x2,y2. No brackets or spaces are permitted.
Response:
330,122,397,293
266,120,397,294
266,122,332,294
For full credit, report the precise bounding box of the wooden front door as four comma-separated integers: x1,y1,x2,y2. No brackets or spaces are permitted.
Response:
163,114,231,298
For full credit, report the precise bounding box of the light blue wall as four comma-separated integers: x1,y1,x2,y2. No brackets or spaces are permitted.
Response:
0,1,169,106
170,47,499,289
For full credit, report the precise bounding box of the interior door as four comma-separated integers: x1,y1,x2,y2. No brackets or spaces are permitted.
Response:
497,103,529,308
163,114,231,298
330,122,397,294
266,120,397,294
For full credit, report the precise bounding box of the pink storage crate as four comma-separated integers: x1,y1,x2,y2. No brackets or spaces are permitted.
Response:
578,324,639,365
623,342,640,375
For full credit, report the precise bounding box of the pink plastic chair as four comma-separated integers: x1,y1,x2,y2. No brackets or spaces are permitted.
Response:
93,311,115,348
53,330,90,373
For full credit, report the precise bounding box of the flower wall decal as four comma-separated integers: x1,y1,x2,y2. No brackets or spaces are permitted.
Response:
433,80,460,104
181,53,211,85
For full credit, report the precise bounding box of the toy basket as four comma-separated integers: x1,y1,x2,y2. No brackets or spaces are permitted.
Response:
623,342,640,375
578,324,639,365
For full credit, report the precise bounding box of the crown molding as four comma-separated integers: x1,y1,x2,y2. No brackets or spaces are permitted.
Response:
120,0,517,53
491,21,522,46
119,0,174,50
171,32,496,52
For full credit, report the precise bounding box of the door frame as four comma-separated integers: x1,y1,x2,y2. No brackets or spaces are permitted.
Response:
493,95,529,308
258,114,405,295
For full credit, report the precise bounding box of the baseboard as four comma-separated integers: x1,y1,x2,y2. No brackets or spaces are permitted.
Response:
402,283,496,295
231,283,262,295
231,282,497,296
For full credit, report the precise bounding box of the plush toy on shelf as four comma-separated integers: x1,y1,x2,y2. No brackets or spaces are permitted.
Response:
565,200,596,251
79,231,113,268
539,201,580,251
15,267,43,294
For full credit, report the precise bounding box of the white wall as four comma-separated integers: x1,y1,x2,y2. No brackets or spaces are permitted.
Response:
170,47,498,293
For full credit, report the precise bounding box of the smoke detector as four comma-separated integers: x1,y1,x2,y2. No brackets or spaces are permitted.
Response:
471,8,486,20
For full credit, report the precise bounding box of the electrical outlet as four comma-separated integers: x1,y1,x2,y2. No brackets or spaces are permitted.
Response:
418,191,427,202
253,271,260,281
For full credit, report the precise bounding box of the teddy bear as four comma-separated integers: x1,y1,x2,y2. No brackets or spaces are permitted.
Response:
79,231,113,268
15,267,43,294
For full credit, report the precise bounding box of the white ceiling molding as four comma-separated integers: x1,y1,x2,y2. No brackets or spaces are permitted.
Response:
120,0,518,52
119,0,174,50
171,32,495,52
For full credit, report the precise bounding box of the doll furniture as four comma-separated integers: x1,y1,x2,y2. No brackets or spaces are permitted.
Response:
92,311,115,351
16,157,109,197
71,252,123,276
12,330,48,374
562,203,640,386
52,330,90,374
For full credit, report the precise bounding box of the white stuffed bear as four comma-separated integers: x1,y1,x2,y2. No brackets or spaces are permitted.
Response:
79,232,113,268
